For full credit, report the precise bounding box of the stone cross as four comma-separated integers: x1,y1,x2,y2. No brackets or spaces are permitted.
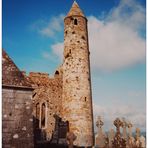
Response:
96,116,104,134
135,128,140,140
126,122,135,148
66,132,77,148
95,116,106,148
114,118,122,135
127,122,133,137
135,128,141,147
121,118,127,139
112,118,126,148
96,116,104,128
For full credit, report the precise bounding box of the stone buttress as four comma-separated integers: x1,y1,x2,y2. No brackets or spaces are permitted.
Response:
62,1,94,147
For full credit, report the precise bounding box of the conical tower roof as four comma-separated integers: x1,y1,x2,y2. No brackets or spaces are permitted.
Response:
66,1,85,17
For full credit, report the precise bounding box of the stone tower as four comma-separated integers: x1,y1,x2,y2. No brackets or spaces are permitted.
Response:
62,1,94,147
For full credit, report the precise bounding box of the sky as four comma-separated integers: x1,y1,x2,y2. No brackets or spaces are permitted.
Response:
2,0,146,132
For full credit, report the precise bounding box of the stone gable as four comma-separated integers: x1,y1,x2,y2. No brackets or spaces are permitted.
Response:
2,49,32,88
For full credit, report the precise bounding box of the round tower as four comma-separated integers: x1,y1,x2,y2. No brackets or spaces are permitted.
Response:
62,1,94,147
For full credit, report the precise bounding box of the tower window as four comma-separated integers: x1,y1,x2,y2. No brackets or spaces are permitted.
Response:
82,36,86,40
55,71,59,75
74,19,78,25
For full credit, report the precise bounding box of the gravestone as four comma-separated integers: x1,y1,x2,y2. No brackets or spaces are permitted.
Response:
128,136,135,148
127,122,135,148
50,115,60,144
66,132,76,148
95,116,107,148
58,120,69,144
50,115,69,145
135,128,141,147
140,135,146,148
108,129,115,148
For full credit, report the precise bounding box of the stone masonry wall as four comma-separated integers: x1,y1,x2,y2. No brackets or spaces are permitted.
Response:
28,71,63,141
62,15,94,147
2,87,34,148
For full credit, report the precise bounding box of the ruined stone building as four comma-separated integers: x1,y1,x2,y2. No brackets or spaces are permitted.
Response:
2,1,94,147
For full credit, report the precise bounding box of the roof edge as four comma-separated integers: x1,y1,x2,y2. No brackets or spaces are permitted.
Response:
2,84,34,91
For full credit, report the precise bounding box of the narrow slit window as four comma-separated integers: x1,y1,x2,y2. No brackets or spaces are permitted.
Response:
33,92,36,98
41,103,46,128
82,36,86,40
74,19,78,25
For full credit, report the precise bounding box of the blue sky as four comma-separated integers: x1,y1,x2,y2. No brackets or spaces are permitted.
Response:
3,0,146,132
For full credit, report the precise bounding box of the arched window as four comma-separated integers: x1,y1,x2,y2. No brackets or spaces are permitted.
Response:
36,103,40,128
41,103,46,128
35,102,47,129
74,19,78,25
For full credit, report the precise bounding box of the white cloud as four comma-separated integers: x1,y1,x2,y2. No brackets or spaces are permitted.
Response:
42,51,51,59
33,14,64,62
41,51,58,63
31,14,65,38
51,42,63,61
40,14,64,37
88,0,146,71
41,42,63,65
109,0,145,31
